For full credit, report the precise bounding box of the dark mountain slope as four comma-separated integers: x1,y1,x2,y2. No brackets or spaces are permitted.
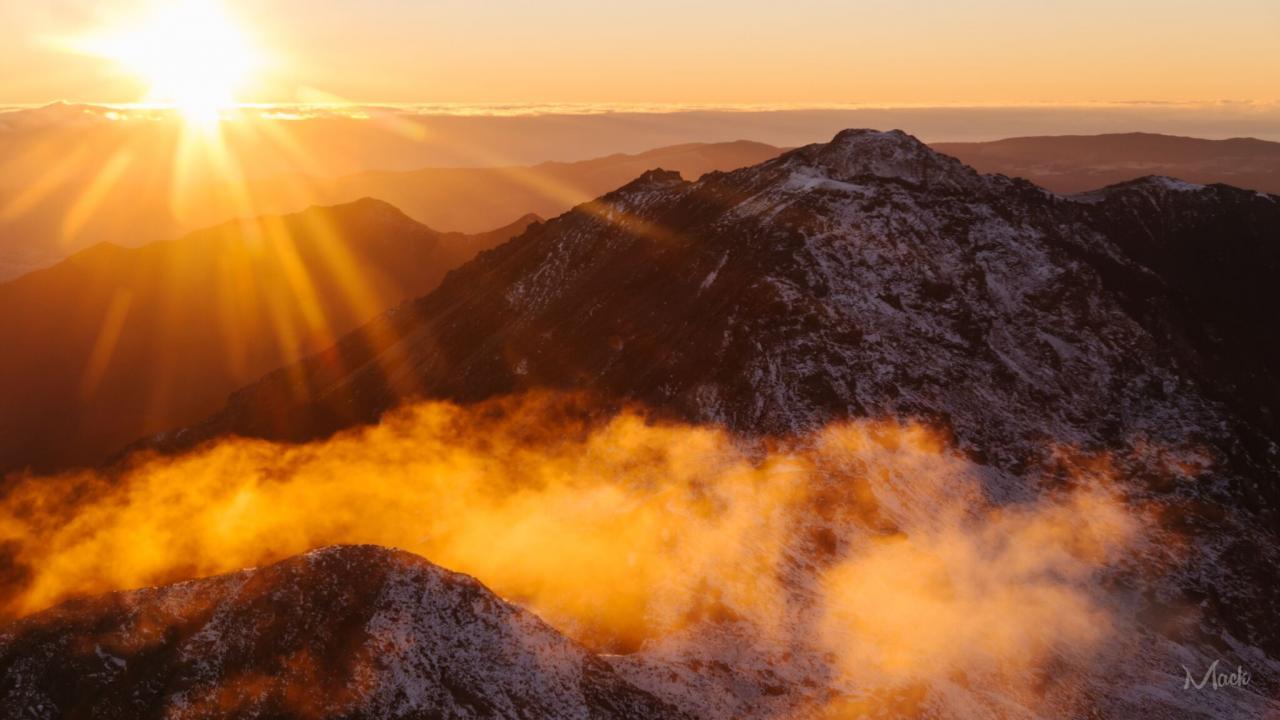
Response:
0,545,688,720
1068,177,1280,464
0,201,536,475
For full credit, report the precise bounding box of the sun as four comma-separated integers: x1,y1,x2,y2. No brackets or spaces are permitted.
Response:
79,0,261,124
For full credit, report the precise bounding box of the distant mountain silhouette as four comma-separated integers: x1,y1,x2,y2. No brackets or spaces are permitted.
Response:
0,136,783,281
9,129,1277,281
935,132,1280,193
0,199,535,475
297,141,787,233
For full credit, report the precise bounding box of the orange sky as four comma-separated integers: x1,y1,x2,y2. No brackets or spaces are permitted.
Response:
2,0,1278,107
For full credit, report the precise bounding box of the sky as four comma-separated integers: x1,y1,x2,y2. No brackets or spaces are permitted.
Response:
1,0,1278,107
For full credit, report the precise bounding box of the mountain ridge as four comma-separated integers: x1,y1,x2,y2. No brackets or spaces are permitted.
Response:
177,129,1280,483
935,131,1280,194
0,138,784,280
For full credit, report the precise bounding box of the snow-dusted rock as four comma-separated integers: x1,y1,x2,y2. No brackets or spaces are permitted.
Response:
0,546,689,720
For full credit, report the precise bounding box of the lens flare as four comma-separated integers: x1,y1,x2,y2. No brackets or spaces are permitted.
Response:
71,0,261,125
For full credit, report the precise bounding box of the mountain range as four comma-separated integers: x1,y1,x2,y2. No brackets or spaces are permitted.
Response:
112,129,1279,717
264,140,787,235
188,130,1280,483
2,129,1279,718
937,132,1280,194
0,201,534,474
9,124,1280,282
0,133,782,281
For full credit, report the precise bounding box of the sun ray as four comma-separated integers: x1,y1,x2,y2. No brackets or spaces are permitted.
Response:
79,290,134,400
61,149,135,241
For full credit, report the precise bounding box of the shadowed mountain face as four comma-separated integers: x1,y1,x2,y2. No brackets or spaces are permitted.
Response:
935,132,1280,194
0,200,535,475
0,545,689,720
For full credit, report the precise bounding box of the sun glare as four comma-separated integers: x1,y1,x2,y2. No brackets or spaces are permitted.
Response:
78,0,260,125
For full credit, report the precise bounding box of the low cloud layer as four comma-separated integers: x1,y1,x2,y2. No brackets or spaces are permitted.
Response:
0,393,1162,713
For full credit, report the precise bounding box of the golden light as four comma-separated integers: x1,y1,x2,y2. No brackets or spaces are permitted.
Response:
75,0,261,125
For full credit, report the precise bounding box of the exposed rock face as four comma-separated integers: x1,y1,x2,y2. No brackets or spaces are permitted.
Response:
0,546,689,720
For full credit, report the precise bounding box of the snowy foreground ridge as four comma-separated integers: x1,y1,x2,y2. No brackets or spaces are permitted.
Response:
0,547,689,720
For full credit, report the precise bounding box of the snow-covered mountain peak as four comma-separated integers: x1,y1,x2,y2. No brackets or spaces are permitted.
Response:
778,128,982,191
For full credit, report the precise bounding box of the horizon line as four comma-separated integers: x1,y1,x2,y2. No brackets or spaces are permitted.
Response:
3,99,1280,118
